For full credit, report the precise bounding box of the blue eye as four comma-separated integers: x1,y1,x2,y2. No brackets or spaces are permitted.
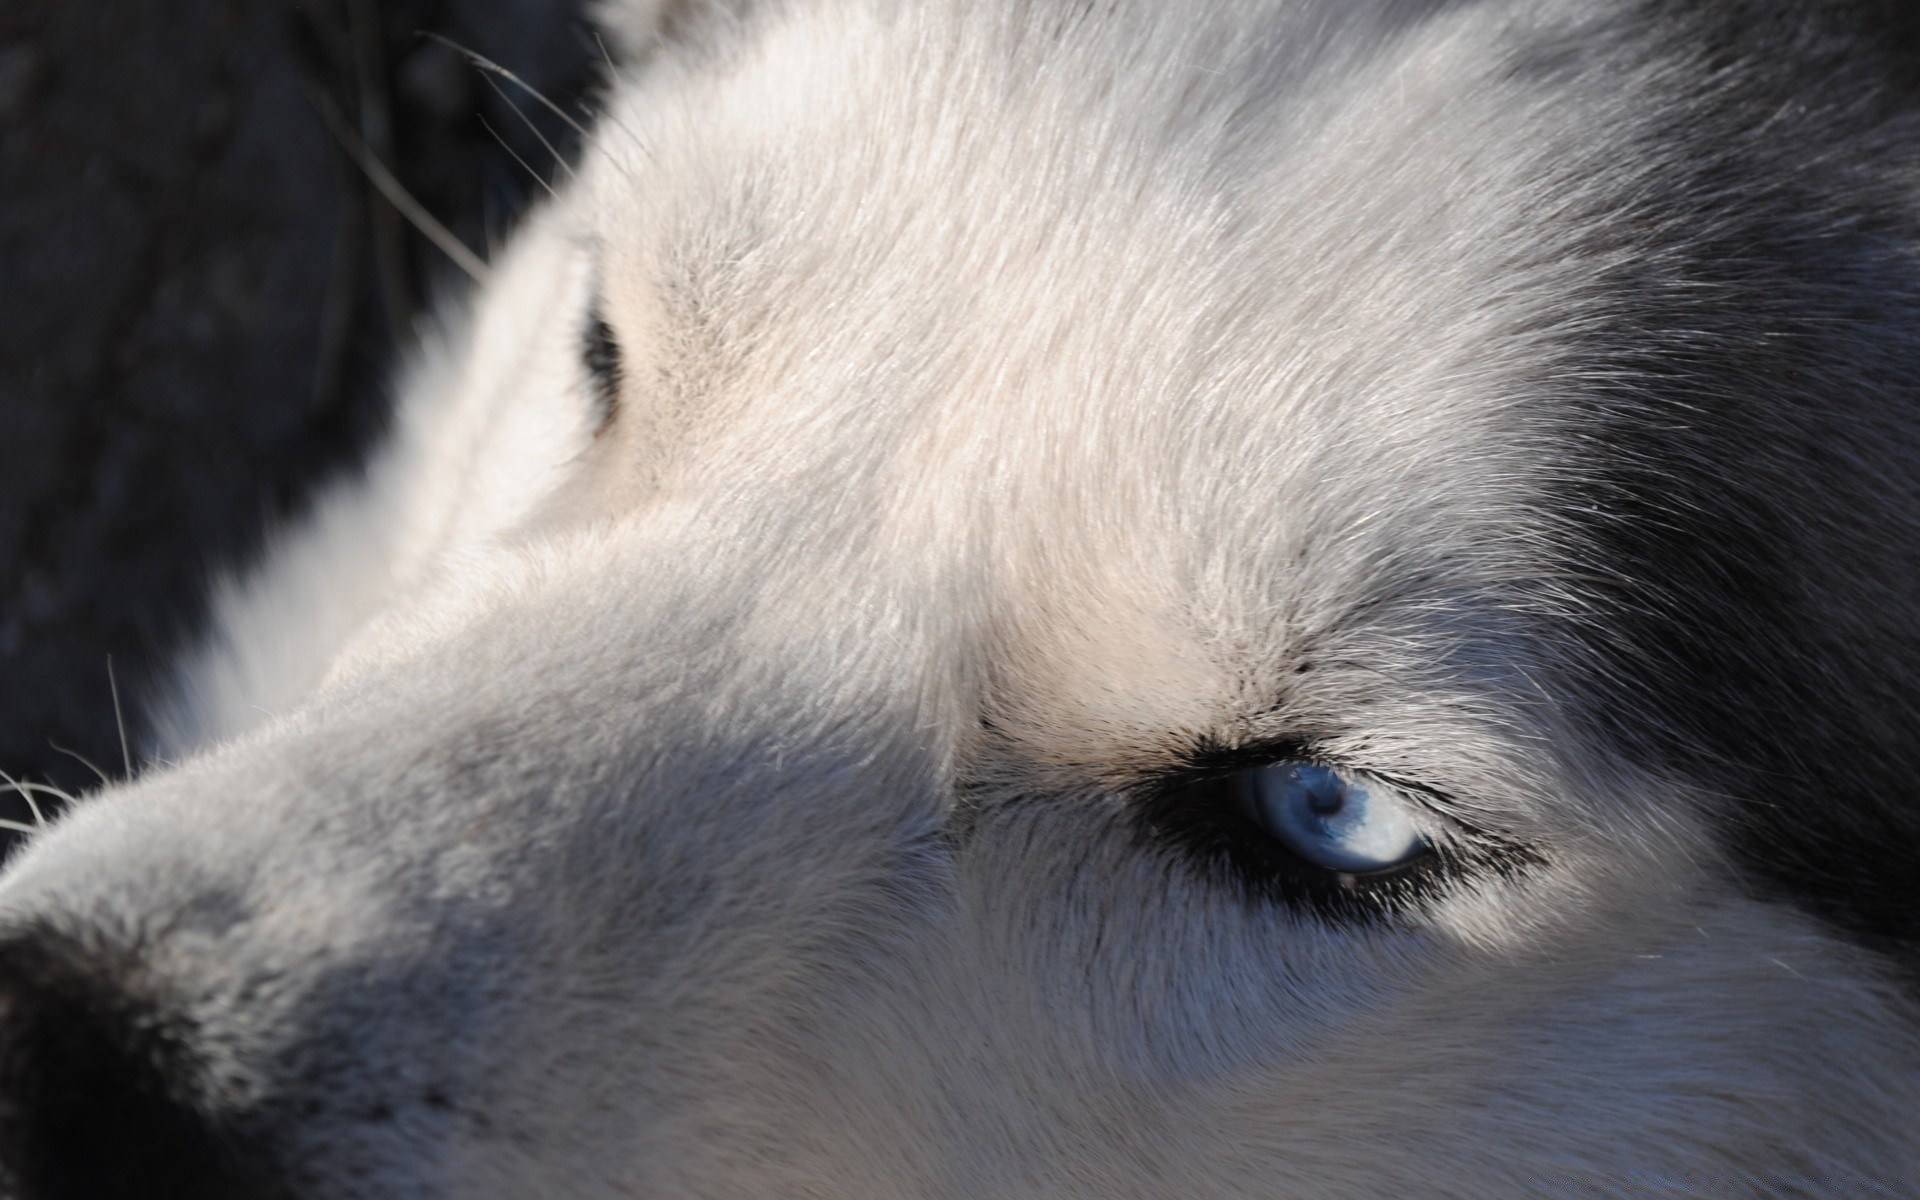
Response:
1235,763,1431,874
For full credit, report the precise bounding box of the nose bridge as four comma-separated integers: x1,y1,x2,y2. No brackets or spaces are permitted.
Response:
7,521,962,933
0,544,964,1194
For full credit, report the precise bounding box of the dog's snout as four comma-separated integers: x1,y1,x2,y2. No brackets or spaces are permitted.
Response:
0,931,264,1200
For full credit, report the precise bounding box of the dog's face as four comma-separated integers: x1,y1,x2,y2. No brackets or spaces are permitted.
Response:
5,1,1920,1196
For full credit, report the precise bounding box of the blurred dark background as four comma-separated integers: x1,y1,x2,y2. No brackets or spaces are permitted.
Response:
0,0,597,830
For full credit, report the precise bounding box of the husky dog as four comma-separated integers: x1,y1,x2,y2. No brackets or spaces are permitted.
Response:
4,0,1920,1195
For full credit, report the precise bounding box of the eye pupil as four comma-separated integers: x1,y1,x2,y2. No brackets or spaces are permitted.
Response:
1305,778,1345,817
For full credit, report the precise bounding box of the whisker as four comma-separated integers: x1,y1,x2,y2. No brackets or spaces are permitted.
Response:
347,0,417,332
46,740,112,788
0,771,66,830
479,114,560,200
108,655,132,780
424,33,592,142
301,77,492,283
588,30,657,166
481,73,576,182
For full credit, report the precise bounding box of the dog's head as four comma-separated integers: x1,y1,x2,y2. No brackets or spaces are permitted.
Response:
5,1,1920,1196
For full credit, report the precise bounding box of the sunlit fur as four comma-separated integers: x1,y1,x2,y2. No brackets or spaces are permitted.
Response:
5,1,1920,1196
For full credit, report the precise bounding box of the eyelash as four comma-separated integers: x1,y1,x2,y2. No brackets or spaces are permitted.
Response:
1133,746,1524,923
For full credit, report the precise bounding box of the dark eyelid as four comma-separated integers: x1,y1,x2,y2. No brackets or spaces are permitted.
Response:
583,297,622,434
1135,743,1537,922
1163,738,1317,783
1165,739,1450,817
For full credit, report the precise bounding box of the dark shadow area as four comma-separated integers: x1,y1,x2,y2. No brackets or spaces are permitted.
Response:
0,0,597,839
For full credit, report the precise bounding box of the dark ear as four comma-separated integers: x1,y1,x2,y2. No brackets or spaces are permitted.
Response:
591,0,758,63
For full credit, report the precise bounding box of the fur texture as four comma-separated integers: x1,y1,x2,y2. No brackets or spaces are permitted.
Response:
4,1,1920,1196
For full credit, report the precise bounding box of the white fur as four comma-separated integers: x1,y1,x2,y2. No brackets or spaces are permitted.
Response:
6,1,1919,1195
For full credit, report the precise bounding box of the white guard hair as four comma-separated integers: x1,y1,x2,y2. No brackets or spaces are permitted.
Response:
4,0,1920,1197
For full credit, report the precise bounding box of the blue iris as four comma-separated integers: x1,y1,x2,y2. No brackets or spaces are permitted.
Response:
1241,763,1429,873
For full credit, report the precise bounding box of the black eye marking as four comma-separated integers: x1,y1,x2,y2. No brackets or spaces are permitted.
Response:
582,299,622,435
1131,741,1541,924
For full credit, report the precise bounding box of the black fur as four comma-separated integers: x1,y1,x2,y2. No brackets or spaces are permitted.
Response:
1540,1,1920,970
0,930,277,1200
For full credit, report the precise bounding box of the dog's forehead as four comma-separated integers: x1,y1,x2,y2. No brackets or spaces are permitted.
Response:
570,2,1586,767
